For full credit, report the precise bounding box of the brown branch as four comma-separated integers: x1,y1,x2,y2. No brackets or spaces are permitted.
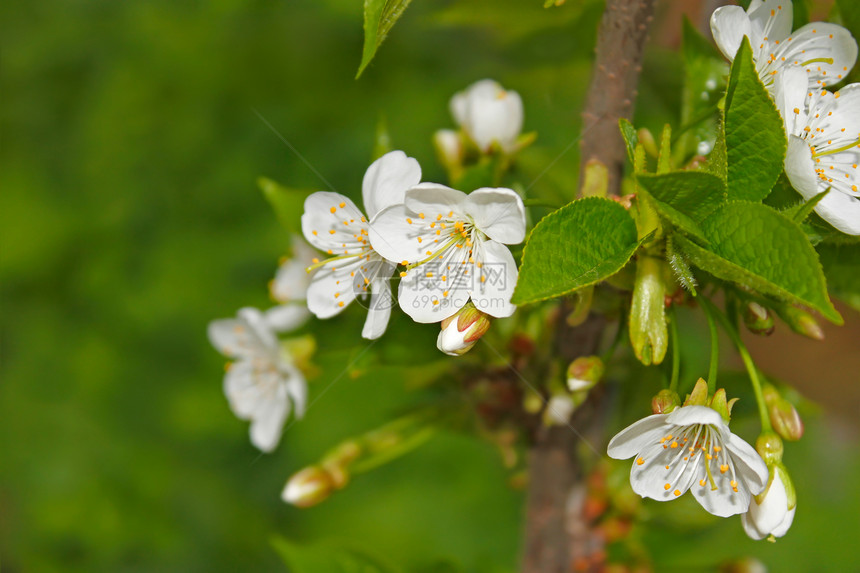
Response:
521,1,656,571
580,0,657,196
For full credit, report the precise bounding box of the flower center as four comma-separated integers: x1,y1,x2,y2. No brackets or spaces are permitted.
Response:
638,424,738,496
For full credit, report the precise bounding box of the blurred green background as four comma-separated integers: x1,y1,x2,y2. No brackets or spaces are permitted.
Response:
2,0,859,571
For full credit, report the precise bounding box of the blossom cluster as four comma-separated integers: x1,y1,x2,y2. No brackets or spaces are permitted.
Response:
711,0,860,233
207,80,526,456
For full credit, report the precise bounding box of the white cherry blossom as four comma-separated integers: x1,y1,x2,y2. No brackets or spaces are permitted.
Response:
450,79,524,153
368,184,525,324
775,67,860,234
710,0,857,91
208,307,308,453
300,151,421,339
607,405,769,517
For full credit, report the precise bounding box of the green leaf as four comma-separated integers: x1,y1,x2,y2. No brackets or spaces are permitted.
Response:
357,0,413,79
272,537,399,573
619,118,638,165
636,171,726,239
704,118,727,180
674,202,842,324
512,197,641,304
258,177,310,234
724,38,787,201
784,189,829,223
818,243,860,311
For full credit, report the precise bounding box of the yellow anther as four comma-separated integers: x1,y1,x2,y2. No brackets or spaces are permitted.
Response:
330,206,336,213
338,301,344,307
674,489,681,497
636,458,644,466
720,464,729,474
419,213,425,219
407,218,413,224
664,483,671,491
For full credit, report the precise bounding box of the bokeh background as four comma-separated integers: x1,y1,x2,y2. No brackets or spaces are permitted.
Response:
2,0,859,571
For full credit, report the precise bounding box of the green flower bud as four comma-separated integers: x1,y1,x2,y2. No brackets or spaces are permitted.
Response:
776,305,824,340
763,385,804,441
566,356,605,392
282,466,335,508
743,301,774,336
651,389,680,414
755,432,784,466
629,255,669,366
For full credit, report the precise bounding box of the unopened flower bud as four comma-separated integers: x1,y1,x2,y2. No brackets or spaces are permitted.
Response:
282,466,335,508
629,255,668,365
567,356,605,392
651,389,680,414
763,385,804,441
776,305,824,340
743,302,774,336
450,79,524,153
436,302,492,356
755,432,784,466
433,129,463,171
742,462,796,541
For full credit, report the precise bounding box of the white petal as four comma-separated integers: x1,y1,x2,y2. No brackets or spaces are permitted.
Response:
772,65,810,134
786,136,860,235
249,382,289,453
727,432,770,494
368,204,432,265
209,307,279,359
361,272,396,339
785,135,821,197
787,23,858,87
301,191,370,253
285,366,307,419
748,0,792,46
812,184,860,235
271,236,316,303
664,405,726,428
606,414,670,459
470,240,518,319
465,187,527,244
403,183,469,220
691,460,751,517
362,150,422,219
746,469,789,535
710,6,754,61
629,441,699,501
396,259,463,324
742,509,769,540
450,90,469,127
223,361,258,419
466,88,523,152
306,260,362,319
264,304,310,332
771,506,796,537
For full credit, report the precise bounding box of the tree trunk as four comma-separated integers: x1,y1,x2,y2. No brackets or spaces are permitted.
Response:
521,0,655,571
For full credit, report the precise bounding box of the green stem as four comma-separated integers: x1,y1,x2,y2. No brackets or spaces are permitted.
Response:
668,308,680,393
700,298,719,394
699,297,771,432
